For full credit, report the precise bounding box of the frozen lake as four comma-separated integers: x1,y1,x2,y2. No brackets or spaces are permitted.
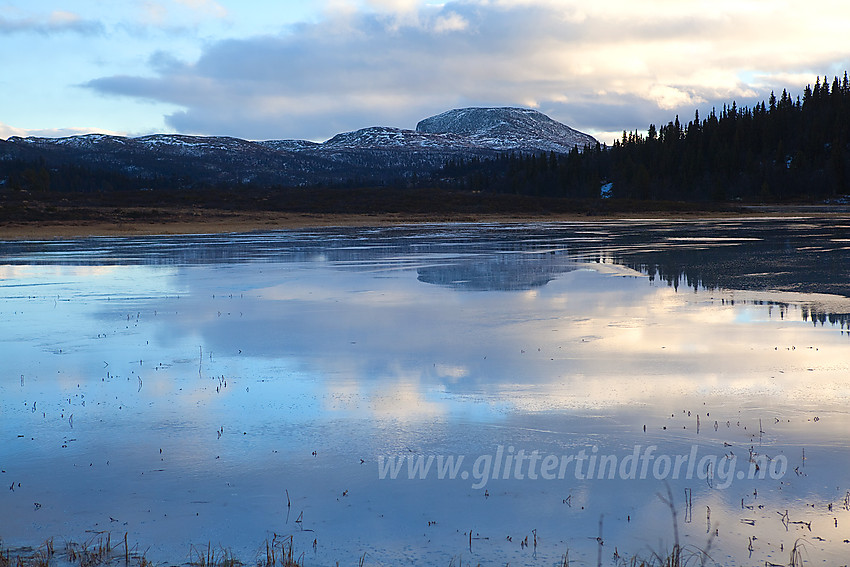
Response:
2,219,850,566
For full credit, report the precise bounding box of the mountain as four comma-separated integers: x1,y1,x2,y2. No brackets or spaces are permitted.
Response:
3,133,344,186
0,108,596,188
416,107,597,153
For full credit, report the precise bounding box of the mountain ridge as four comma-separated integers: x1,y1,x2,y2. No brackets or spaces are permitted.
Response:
1,107,597,187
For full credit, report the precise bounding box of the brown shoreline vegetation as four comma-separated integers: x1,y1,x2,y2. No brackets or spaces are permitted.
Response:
0,534,302,567
0,208,761,240
1,186,846,240
0,533,813,567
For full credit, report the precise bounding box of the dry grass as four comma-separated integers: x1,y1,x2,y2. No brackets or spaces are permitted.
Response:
0,532,816,567
188,542,242,567
256,535,300,567
0,534,155,567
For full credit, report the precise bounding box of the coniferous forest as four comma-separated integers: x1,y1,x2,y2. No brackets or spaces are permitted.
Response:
444,74,850,201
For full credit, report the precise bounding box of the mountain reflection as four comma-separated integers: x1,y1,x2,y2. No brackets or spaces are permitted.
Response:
416,254,578,290
2,217,850,322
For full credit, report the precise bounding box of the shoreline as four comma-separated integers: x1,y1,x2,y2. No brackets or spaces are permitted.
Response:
1,207,846,240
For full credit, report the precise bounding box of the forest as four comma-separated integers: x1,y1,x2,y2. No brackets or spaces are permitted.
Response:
444,74,850,201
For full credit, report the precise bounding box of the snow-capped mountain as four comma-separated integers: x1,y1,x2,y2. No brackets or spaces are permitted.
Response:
1,108,596,186
416,107,597,153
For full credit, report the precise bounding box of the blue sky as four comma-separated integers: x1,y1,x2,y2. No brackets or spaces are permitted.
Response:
1,1,849,144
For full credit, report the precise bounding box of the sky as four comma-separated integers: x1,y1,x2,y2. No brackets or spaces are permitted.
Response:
1,0,849,144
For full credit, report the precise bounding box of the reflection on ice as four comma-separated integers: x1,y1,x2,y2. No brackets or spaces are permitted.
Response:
1,219,850,566
417,253,580,290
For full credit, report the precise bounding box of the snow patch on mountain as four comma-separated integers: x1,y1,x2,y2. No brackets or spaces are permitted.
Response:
416,107,596,153
322,126,478,150
9,133,127,149
257,139,321,152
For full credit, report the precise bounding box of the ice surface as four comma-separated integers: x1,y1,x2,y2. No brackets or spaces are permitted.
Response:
1,220,850,566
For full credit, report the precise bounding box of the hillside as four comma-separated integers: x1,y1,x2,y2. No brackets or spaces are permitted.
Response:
0,108,595,191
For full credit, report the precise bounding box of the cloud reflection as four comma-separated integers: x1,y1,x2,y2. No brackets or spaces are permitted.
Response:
141,257,850,420
3,224,850,565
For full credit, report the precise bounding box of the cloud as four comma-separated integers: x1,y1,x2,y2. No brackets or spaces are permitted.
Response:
174,0,228,19
0,122,125,140
0,10,104,35
84,0,850,142
432,11,468,33
365,0,422,12
130,0,227,31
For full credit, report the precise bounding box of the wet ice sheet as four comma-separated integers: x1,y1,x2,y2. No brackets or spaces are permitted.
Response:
1,219,850,566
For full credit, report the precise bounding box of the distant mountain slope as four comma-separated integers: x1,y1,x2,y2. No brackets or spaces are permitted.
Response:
1,108,596,188
416,107,597,153
4,133,344,186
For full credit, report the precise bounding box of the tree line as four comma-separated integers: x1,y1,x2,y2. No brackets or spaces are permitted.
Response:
442,74,850,201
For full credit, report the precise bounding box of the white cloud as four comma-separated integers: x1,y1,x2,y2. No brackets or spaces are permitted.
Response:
138,1,169,25
173,0,227,19
135,0,227,27
647,85,704,111
432,11,467,33
365,0,422,13
0,123,27,139
0,9,104,34
83,0,850,142
0,122,125,140
48,10,83,25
